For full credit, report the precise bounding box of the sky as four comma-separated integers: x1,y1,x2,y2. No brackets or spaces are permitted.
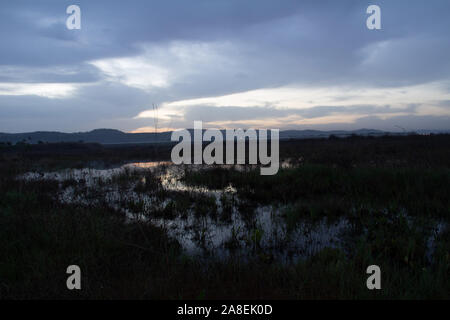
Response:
1,0,450,133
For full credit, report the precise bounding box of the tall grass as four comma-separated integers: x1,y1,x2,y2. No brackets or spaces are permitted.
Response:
1,134,449,299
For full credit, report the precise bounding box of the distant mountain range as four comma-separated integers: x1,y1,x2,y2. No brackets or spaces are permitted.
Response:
0,128,448,145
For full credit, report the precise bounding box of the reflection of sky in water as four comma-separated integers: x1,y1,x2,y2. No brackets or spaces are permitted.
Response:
18,161,445,264
123,161,172,169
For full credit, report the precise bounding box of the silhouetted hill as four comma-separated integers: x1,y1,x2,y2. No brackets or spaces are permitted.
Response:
1,128,447,145
0,129,172,145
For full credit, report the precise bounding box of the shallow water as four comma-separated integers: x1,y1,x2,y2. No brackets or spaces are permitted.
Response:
18,160,446,264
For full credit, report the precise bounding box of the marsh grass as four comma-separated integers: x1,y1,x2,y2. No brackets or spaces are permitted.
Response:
184,165,450,220
1,135,450,299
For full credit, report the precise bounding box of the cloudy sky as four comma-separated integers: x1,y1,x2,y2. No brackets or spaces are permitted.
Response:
1,0,450,133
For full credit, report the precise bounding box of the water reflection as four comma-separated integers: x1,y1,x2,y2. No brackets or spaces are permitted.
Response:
124,161,172,169
17,160,445,264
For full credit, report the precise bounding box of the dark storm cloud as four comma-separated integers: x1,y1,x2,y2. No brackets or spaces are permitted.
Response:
0,0,449,132
2,0,449,84
0,64,100,83
0,0,303,66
